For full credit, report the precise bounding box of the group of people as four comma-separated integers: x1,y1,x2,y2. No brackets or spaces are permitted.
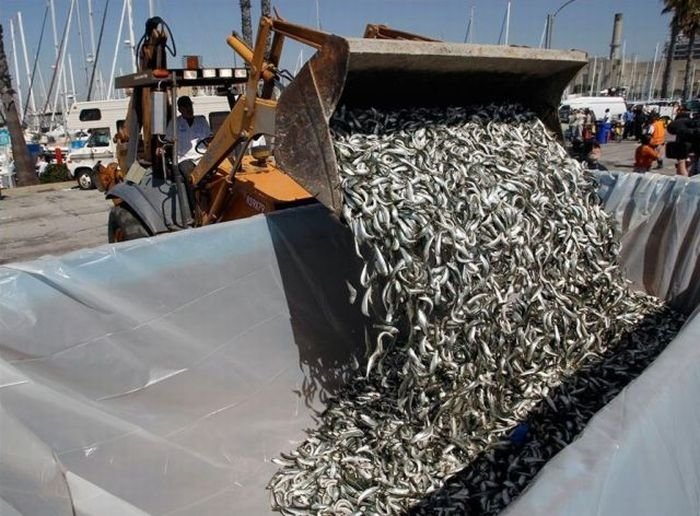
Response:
566,107,637,147
566,108,607,143
633,107,700,176
567,104,686,175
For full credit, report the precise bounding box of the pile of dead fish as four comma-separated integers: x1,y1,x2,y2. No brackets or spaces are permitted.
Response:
268,104,685,515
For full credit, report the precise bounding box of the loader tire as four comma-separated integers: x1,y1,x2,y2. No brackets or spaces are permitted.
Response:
108,204,150,243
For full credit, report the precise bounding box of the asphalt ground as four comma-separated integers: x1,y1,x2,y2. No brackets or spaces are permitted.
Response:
595,137,677,176
0,182,111,265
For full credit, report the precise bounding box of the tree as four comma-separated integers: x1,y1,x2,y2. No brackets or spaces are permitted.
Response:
260,0,271,20
239,0,253,47
664,0,700,100
679,2,700,100
261,0,272,54
239,0,271,51
0,24,36,186
660,2,681,98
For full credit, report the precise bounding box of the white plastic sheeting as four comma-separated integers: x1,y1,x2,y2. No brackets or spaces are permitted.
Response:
0,171,698,515
505,170,700,516
0,205,365,515
595,171,700,315
504,307,700,516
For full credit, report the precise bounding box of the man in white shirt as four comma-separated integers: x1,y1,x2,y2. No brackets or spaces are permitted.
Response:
166,96,211,162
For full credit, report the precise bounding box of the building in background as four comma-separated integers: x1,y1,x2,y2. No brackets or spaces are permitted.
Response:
564,14,700,102
671,35,700,61
567,55,699,102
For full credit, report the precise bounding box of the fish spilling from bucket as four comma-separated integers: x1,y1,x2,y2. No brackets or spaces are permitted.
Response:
267,104,685,515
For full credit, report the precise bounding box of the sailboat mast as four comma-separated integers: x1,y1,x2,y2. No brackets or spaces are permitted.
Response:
9,19,24,124
49,0,76,126
49,0,62,119
108,0,128,100
648,42,659,101
88,0,97,56
504,1,511,45
17,12,37,116
98,70,106,100
68,54,76,105
126,0,137,73
87,0,98,98
75,0,90,92
87,0,111,101
589,56,598,96
620,40,626,82
50,0,60,60
464,6,475,43
49,0,69,117
539,18,547,48
630,54,637,99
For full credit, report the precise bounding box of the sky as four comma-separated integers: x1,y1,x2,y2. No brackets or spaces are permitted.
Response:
0,0,673,107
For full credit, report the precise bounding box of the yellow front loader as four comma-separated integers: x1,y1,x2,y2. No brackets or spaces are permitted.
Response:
103,15,586,241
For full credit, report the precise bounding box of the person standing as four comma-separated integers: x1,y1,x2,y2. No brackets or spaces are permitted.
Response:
583,109,596,142
667,115,700,176
571,109,584,141
647,112,666,169
622,108,634,139
36,154,48,176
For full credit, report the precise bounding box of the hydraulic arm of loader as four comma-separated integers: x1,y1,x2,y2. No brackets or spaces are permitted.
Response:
115,17,171,175
187,17,335,224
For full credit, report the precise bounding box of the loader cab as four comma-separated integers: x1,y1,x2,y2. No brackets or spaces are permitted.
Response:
105,62,320,243
106,66,252,241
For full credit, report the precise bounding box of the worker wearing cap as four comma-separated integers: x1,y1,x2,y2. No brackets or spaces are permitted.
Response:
646,112,666,169
166,96,211,162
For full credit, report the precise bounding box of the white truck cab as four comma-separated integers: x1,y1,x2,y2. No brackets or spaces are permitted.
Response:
65,99,129,189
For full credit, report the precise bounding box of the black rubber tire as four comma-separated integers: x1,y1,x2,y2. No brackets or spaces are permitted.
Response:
76,168,95,190
108,204,150,243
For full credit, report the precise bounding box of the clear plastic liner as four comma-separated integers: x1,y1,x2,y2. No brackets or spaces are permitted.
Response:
595,171,700,315
0,172,697,515
0,205,363,515
504,307,700,516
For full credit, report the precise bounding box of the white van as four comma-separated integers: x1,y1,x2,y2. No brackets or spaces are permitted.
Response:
559,96,628,122
65,96,231,189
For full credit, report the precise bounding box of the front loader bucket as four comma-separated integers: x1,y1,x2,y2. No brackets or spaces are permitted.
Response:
275,37,587,214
